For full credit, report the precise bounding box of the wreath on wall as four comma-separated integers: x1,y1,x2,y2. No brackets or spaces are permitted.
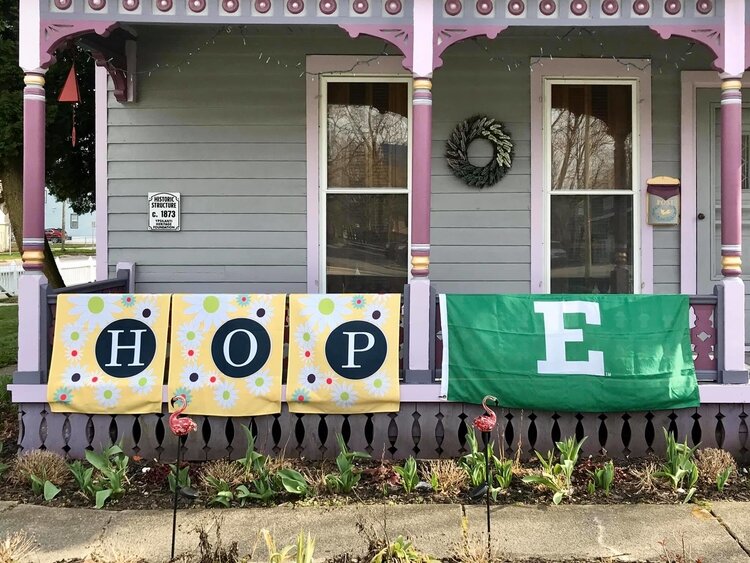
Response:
445,115,514,189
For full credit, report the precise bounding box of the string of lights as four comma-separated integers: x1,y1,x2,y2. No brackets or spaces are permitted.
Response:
88,24,701,81
472,26,697,74
87,25,394,80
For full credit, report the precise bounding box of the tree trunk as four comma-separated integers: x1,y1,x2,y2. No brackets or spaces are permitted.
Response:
0,163,66,288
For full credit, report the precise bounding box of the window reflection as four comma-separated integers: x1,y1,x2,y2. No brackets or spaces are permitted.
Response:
550,195,633,294
327,82,409,189
326,194,408,294
551,84,632,191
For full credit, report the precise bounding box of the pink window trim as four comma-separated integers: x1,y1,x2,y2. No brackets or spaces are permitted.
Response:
529,58,653,295
304,55,409,293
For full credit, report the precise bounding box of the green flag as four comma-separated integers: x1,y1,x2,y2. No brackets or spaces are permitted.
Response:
440,294,700,412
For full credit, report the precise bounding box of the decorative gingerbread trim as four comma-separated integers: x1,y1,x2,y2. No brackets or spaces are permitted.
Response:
433,25,507,70
41,20,120,68
339,24,413,70
650,24,722,71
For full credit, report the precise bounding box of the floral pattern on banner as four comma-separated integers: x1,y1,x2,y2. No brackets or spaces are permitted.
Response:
167,294,285,416
287,294,401,414
47,294,171,414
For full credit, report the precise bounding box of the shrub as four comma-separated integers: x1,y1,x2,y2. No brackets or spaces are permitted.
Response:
199,459,245,490
12,450,69,486
199,459,245,507
695,448,736,490
423,459,468,497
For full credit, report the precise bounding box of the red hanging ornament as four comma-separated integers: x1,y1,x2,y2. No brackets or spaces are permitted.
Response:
58,65,81,147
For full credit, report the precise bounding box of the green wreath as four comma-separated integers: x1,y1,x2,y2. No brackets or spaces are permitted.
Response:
445,115,514,189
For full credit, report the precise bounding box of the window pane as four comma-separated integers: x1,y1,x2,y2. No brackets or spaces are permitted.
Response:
550,194,633,294
550,84,632,191
327,82,409,189
326,193,408,293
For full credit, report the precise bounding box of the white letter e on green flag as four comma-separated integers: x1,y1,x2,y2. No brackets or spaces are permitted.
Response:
534,301,605,376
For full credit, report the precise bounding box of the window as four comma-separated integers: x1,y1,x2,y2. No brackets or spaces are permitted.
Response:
545,81,638,294
70,213,79,230
320,79,410,293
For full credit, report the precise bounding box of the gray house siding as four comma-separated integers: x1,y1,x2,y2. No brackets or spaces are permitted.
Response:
430,28,713,295
107,26,713,294
107,26,386,293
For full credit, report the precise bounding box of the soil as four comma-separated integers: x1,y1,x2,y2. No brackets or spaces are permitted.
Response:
0,438,749,512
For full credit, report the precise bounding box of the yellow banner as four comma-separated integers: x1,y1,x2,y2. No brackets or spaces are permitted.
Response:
287,294,401,414
167,294,286,416
47,294,170,414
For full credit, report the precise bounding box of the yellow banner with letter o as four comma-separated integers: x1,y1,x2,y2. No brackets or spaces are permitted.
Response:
47,294,171,414
167,294,286,416
287,294,401,414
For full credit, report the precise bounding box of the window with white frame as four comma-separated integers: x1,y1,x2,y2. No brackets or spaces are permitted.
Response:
70,213,79,230
545,80,638,294
320,78,410,293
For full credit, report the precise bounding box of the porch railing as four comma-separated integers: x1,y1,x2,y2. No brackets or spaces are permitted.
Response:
38,277,722,385
430,290,721,384
11,271,743,461
41,266,132,384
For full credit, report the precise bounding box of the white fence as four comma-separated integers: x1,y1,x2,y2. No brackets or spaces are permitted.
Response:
0,257,97,295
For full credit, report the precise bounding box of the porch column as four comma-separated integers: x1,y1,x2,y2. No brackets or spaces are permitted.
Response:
407,76,433,382
22,72,46,273
16,69,49,382
718,75,747,382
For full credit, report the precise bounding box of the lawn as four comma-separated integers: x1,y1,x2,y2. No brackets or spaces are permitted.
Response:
0,244,96,263
0,306,18,369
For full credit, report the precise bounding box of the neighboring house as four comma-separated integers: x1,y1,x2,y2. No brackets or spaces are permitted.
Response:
44,188,96,244
10,1,750,460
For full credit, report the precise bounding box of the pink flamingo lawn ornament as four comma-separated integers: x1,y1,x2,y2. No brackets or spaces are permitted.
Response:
473,395,498,433
471,395,499,559
169,394,197,560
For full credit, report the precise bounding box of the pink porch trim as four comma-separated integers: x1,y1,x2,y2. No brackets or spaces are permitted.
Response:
529,59,653,294
95,65,108,281
9,383,750,405
304,55,409,293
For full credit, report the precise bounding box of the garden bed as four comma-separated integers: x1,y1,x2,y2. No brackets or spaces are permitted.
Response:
0,426,748,512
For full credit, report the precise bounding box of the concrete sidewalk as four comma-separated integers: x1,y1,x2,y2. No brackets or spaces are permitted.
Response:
1,501,750,562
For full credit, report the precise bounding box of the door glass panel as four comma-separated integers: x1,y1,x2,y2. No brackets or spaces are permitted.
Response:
327,82,409,189
550,84,632,191
550,194,633,293
326,193,408,293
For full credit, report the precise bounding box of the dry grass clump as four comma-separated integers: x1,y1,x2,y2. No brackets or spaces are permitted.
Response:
0,532,37,563
11,450,69,486
451,516,503,563
630,461,659,493
696,448,737,485
423,459,468,496
198,459,244,489
301,465,329,497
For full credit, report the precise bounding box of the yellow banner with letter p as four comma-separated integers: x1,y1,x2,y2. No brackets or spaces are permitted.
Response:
287,294,401,414
47,294,170,414
167,294,286,416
